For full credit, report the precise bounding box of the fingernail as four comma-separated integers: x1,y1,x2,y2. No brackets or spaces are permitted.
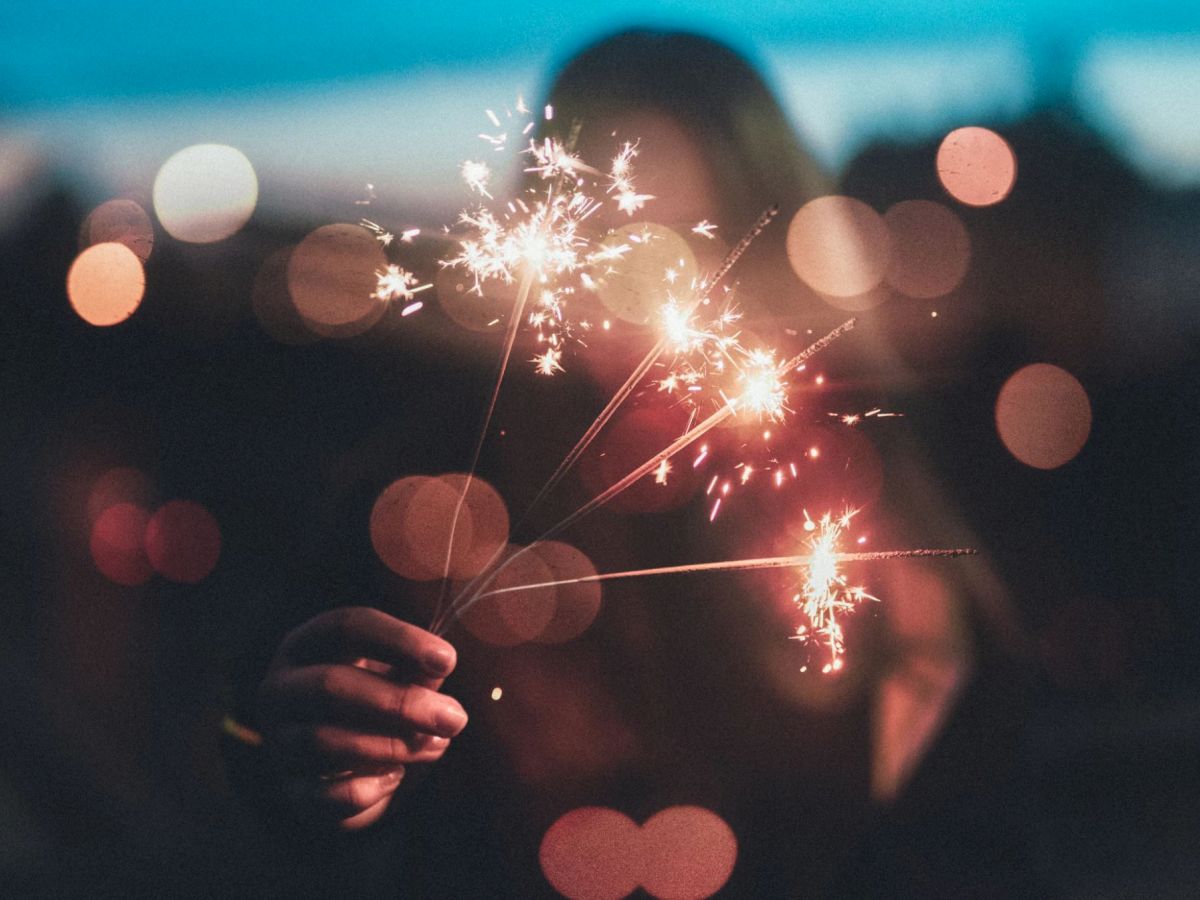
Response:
423,646,455,676
434,702,468,737
428,735,450,749
381,767,405,784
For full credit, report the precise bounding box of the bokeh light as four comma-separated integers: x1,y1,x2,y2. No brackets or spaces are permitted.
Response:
936,126,1017,207
66,242,145,326
86,467,154,524
90,502,152,587
435,263,516,332
369,474,510,583
995,363,1092,469
437,473,511,580
152,143,258,243
459,543,556,646
786,195,891,302
370,476,441,580
640,806,738,899
144,500,221,584
79,198,154,262
252,247,320,345
288,223,387,334
540,807,643,900
883,199,971,299
531,541,602,644
592,223,697,324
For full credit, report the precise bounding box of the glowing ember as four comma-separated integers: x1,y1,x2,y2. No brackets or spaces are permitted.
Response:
790,509,878,671
374,264,432,304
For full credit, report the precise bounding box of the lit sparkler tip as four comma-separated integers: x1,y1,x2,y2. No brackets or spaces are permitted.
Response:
373,264,430,304
532,347,565,376
461,160,493,198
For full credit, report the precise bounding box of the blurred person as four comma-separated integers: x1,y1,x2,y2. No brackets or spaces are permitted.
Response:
236,25,1048,899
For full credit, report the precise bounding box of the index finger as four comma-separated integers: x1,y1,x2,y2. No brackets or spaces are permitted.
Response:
280,607,456,680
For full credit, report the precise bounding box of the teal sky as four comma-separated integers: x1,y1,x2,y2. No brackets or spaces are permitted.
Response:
5,1,1199,212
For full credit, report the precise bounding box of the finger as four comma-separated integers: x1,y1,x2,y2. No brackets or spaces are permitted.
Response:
260,664,469,738
272,724,450,771
287,768,405,821
279,607,456,680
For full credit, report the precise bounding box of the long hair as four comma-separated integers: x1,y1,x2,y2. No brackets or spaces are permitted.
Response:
538,28,828,232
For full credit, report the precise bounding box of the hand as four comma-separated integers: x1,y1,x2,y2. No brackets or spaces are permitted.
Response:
256,606,467,830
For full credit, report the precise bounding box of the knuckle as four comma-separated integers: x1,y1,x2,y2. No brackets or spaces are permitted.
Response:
389,687,421,724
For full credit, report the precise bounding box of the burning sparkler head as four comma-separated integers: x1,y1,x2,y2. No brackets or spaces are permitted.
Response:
791,509,879,672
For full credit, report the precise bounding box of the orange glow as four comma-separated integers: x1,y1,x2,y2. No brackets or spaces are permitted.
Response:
66,242,144,326
90,502,152,586
80,198,154,262
883,199,971,299
370,476,435,579
640,806,738,899
144,500,221,583
995,363,1092,469
532,541,602,644
592,223,696,325
153,143,257,243
369,473,509,583
435,263,514,333
87,467,153,524
287,223,387,334
540,807,642,900
252,247,319,345
459,543,556,646
786,195,891,301
436,474,511,580
937,126,1017,207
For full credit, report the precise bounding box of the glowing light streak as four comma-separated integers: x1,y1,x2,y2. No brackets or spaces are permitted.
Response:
439,319,857,634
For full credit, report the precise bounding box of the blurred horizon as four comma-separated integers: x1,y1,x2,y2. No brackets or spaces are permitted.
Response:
5,1,1200,222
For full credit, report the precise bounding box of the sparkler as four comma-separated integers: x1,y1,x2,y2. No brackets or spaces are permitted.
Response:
430,104,659,621
410,103,962,671
435,318,858,635
467,512,974,672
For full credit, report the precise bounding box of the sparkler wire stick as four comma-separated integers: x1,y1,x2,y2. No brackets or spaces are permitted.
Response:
700,205,778,293
432,266,537,627
438,317,858,634
522,204,781,520
472,547,978,599
441,208,788,627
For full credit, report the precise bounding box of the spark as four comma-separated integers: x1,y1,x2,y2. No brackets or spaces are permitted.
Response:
791,509,879,670
654,459,672,485
461,160,493,198
442,320,861,635
373,264,431,304
355,183,377,206
360,218,394,246
692,220,718,239
532,347,564,376
828,408,904,427
468,507,973,672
